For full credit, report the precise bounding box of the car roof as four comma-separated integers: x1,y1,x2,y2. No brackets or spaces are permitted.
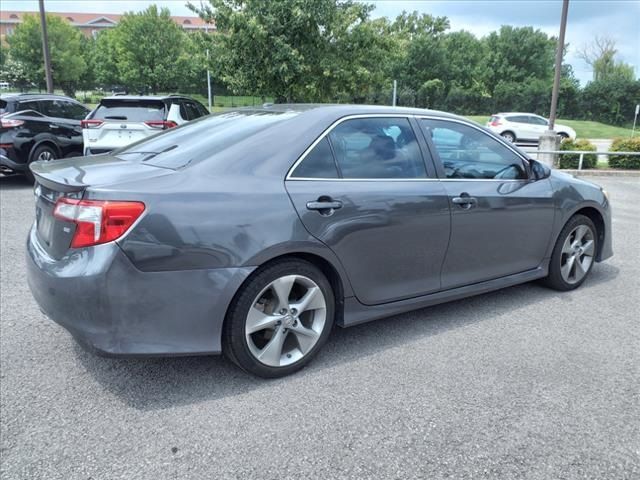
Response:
238,103,466,120
99,95,195,102
0,93,79,102
497,112,544,117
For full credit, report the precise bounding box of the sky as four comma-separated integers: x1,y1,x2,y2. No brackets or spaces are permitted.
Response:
3,0,639,85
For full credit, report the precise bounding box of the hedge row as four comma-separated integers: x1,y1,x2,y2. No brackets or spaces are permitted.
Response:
559,139,597,169
609,137,640,169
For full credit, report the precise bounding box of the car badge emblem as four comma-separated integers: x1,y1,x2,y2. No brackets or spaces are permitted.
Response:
120,124,127,129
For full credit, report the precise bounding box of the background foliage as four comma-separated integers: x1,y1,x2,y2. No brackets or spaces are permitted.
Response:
1,1,638,126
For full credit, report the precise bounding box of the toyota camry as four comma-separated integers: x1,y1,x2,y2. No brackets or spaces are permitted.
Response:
26,105,613,377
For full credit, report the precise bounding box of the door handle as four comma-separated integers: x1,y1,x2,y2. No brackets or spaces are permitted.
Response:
49,124,60,129
452,193,477,209
306,197,343,216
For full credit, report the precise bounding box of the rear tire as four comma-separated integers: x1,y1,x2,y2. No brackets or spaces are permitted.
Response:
541,214,597,291
501,131,516,143
223,259,335,378
27,144,58,183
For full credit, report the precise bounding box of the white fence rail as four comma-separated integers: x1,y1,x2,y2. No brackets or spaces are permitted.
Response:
528,150,640,170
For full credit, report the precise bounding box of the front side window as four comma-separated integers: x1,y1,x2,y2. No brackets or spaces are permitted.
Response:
328,117,427,179
422,119,528,180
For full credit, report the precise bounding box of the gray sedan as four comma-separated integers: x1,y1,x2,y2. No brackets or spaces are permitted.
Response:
26,105,613,377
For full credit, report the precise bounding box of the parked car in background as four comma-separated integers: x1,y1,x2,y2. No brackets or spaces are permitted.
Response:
486,113,576,143
0,93,90,181
82,95,209,155
0,82,11,90
26,105,612,378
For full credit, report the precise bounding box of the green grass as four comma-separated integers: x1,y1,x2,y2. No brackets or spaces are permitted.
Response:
464,115,633,140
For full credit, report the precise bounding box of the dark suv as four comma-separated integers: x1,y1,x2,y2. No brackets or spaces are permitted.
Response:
0,94,90,181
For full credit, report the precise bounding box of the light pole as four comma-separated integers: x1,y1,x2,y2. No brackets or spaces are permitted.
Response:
538,0,570,167
548,0,570,131
38,0,54,93
206,49,212,112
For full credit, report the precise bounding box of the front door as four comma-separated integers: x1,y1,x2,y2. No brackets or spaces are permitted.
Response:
420,118,556,289
286,116,451,306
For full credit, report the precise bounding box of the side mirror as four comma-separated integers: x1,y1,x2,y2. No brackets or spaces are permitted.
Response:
529,159,551,180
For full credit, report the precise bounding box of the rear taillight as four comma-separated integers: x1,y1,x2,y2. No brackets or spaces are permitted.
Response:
144,120,178,130
489,119,502,127
80,119,104,129
53,198,145,248
0,118,25,128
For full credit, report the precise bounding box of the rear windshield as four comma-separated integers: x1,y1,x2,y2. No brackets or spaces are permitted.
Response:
113,110,299,168
92,99,165,121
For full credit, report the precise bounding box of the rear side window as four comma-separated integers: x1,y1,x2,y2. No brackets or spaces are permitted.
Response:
92,99,165,122
62,101,89,120
506,115,528,124
328,117,427,179
291,138,338,178
185,102,203,120
0,100,8,115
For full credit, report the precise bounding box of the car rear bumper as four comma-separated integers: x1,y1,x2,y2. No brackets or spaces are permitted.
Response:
26,225,254,356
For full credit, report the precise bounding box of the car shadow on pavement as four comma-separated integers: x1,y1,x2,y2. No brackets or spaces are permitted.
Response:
75,261,619,411
0,175,31,190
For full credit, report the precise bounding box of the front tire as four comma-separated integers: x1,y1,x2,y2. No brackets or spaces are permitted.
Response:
542,214,597,291
223,259,335,378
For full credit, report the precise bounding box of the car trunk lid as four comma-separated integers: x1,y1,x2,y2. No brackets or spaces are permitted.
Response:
30,154,172,258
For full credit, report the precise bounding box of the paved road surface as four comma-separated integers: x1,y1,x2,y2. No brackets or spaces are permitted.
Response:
1,175,638,479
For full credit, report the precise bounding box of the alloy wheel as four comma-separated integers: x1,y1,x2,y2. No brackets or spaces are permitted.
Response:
245,274,327,367
37,150,54,161
560,224,595,284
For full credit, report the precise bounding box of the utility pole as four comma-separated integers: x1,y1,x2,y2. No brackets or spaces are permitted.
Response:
548,0,569,130
392,80,397,107
538,0,569,167
38,0,54,93
206,49,212,111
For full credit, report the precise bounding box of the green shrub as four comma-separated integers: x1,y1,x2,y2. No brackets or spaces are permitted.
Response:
609,137,640,169
558,138,597,169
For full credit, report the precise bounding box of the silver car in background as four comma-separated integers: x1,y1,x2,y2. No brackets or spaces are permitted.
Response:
487,112,577,143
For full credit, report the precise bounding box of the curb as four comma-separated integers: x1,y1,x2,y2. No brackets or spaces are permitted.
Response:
558,169,640,177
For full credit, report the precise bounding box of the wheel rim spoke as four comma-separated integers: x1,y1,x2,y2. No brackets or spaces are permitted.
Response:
562,238,573,255
289,324,320,354
582,239,595,256
574,257,587,279
258,327,288,365
290,286,324,314
271,275,295,312
245,307,279,334
574,225,588,243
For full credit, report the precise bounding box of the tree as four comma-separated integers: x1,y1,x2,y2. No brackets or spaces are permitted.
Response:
190,0,375,102
578,36,635,82
482,26,556,96
95,6,188,93
6,14,87,96
0,58,36,91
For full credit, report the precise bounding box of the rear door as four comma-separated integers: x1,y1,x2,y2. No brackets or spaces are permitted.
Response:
420,117,555,289
85,99,166,152
286,116,451,305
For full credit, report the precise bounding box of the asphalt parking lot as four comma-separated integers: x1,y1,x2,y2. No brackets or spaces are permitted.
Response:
1,174,638,479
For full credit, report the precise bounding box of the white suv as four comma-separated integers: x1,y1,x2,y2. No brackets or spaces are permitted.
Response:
82,95,209,155
486,113,576,143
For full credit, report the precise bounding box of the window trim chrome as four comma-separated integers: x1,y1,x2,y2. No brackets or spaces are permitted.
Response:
285,113,531,182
